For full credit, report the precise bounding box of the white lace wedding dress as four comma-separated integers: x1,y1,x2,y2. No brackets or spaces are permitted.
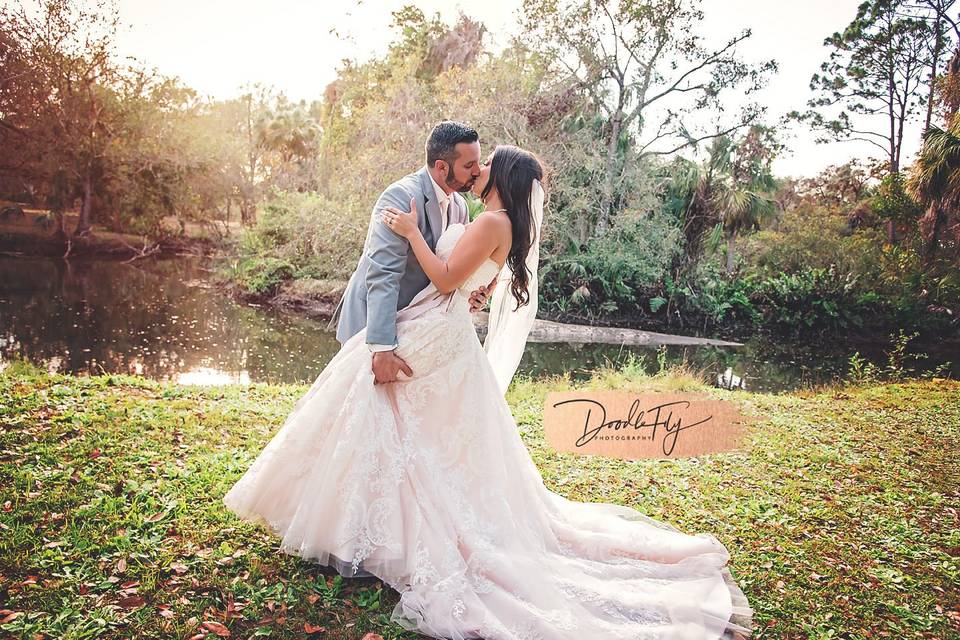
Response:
223,222,754,640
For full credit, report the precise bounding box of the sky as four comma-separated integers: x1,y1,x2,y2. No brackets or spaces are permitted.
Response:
108,0,926,179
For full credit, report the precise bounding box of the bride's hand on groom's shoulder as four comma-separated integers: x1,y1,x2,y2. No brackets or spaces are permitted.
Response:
379,198,420,240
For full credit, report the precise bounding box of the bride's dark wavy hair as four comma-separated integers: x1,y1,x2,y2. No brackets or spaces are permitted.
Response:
480,145,545,311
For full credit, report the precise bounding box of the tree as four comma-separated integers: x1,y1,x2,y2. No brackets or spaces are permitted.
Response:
256,96,323,193
317,8,489,208
713,127,781,275
870,171,924,246
662,152,725,274
520,0,776,236
794,160,873,210
901,0,959,130
1,0,128,237
107,72,233,237
237,84,276,225
0,16,44,200
793,0,932,183
663,125,780,276
907,108,960,262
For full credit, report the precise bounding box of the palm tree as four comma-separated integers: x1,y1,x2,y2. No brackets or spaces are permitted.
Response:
666,130,778,277
662,137,731,274
906,109,960,264
258,104,321,165
712,187,778,275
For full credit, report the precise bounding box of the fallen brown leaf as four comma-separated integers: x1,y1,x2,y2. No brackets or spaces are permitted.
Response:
201,620,231,637
117,595,147,609
1,611,21,624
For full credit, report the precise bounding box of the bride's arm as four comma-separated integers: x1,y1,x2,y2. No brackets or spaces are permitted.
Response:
380,200,500,294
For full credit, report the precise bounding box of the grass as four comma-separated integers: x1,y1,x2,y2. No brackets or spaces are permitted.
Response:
0,357,958,639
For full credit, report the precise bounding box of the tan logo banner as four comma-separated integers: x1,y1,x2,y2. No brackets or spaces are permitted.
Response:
543,391,760,459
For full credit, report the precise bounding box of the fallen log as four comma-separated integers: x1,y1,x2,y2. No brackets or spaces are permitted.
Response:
471,311,743,347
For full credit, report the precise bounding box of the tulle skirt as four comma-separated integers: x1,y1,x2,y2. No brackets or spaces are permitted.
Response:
223,292,754,639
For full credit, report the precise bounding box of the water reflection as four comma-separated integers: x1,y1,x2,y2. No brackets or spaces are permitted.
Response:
177,367,251,386
0,256,954,392
0,256,341,385
518,340,848,393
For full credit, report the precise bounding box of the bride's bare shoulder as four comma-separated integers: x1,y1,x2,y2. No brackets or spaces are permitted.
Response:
472,211,511,236
469,211,512,260
472,210,512,234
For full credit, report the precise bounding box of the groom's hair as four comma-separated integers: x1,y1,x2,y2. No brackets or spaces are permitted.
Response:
426,121,479,166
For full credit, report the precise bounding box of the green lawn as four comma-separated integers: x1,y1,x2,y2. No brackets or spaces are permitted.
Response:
1,359,958,639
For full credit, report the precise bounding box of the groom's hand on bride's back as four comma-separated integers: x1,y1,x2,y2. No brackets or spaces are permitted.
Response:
468,277,498,313
372,350,414,385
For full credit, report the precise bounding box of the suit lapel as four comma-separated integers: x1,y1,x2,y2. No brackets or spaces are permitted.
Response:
418,167,443,244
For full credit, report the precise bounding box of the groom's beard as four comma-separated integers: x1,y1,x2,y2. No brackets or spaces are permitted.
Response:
445,166,476,192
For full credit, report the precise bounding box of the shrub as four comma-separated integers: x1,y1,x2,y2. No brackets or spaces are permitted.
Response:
679,260,762,327
238,190,367,282
748,265,883,334
234,257,295,295
539,209,682,319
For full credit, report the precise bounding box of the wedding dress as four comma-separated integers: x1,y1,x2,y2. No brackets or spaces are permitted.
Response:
222,221,754,640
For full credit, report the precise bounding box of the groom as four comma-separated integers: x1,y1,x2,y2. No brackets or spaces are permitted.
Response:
327,121,497,384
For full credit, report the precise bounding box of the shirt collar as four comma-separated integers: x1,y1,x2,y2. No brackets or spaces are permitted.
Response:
428,170,451,208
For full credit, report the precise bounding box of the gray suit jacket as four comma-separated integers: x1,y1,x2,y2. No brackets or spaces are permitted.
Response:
327,166,469,346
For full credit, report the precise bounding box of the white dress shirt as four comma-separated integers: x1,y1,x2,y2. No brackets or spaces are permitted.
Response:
433,173,450,232
368,171,450,352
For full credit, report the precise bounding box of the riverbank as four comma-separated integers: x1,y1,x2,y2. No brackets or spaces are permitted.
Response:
221,272,960,362
16,252,950,392
220,274,733,338
1,361,957,638
225,276,348,321
223,276,747,347
0,208,222,260
3,206,956,347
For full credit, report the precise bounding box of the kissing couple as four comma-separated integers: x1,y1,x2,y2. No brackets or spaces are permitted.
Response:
224,121,754,639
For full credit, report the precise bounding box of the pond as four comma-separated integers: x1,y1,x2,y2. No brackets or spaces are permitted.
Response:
0,256,955,393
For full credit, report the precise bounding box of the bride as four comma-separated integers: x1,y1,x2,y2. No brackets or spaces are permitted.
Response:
223,144,754,640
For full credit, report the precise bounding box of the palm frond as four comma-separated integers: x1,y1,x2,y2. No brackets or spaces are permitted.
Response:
908,111,960,202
